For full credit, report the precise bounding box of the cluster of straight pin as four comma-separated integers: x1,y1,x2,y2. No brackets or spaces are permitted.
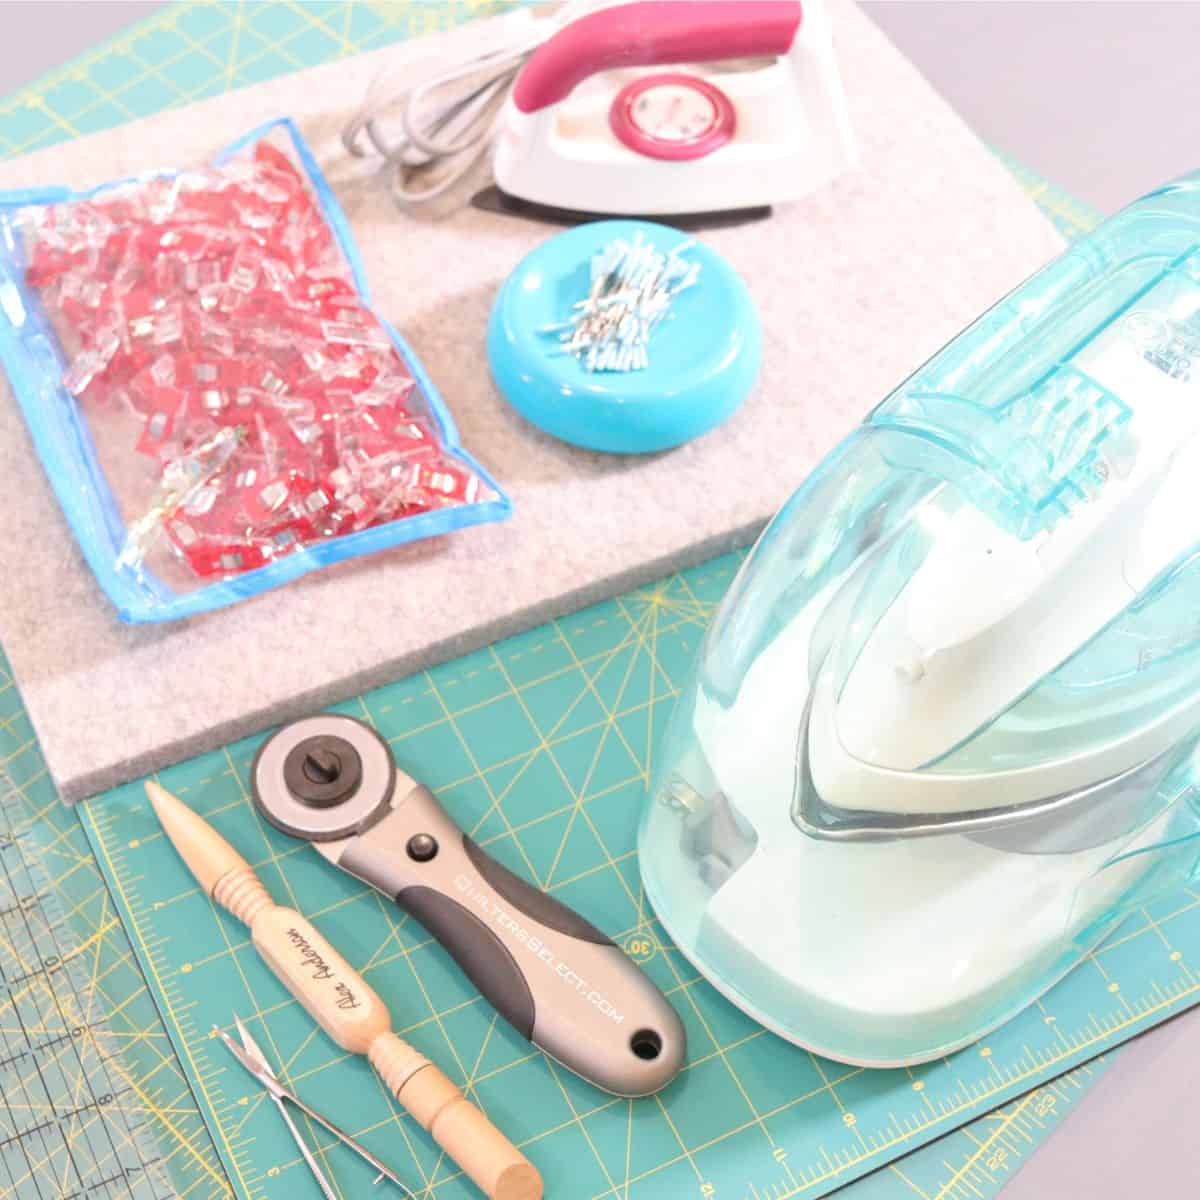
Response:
557,233,700,372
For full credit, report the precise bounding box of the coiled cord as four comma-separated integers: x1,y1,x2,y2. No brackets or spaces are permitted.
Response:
341,5,593,206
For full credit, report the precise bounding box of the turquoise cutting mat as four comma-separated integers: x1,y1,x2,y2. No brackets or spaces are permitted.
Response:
0,2,510,157
0,689,1114,1200
78,561,1200,1200
837,1058,1109,1200
0,3,1178,1200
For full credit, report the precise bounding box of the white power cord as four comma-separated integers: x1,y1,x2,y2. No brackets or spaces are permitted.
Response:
341,4,596,206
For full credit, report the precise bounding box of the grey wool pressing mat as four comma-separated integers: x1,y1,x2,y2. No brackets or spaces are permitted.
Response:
0,0,1063,801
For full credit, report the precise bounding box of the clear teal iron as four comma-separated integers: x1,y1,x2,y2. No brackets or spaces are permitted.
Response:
641,173,1200,1066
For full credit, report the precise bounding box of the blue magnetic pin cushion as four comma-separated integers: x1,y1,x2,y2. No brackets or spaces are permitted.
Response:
487,220,761,454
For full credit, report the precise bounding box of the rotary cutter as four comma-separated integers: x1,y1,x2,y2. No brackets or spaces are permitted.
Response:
251,714,685,1096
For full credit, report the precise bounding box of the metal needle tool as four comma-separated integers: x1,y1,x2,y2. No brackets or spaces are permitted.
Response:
215,1017,414,1197
150,775,540,1200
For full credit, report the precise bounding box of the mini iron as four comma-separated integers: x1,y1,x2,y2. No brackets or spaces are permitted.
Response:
475,0,856,223
640,174,1200,1066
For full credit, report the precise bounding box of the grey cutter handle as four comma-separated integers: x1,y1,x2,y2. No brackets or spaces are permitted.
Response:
331,780,685,1097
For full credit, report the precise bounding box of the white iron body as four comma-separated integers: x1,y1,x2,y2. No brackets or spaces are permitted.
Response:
493,0,856,216
812,320,1200,821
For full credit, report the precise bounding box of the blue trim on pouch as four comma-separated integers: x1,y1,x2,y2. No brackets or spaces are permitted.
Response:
0,117,511,623
487,219,761,455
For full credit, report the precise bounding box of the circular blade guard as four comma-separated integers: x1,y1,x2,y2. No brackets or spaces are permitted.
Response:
251,715,395,842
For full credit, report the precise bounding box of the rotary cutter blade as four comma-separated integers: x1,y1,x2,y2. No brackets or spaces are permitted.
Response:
251,714,685,1097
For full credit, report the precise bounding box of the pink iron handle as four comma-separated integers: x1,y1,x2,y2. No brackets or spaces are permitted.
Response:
512,1,803,114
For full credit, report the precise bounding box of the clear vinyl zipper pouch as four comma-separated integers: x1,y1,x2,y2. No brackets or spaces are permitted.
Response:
0,118,510,623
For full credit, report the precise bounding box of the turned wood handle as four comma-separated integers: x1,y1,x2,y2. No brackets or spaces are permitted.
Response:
369,1032,542,1200
146,781,541,1200
250,906,393,1054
